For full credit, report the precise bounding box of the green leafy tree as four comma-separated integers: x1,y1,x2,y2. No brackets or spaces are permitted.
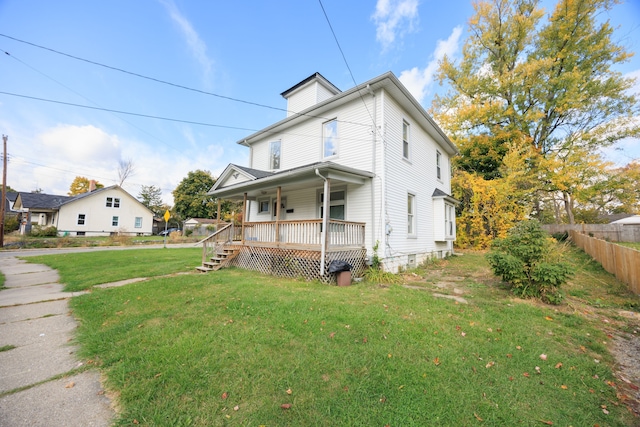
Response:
435,0,639,226
138,185,164,216
486,220,573,304
172,170,216,219
68,176,104,196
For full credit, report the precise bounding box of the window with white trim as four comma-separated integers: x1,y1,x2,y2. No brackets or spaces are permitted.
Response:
135,217,142,228
319,190,345,220
112,216,119,227
323,119,338,158
258,198,270,214
402,120,410,159
407,193,416,235
270,140,281,170
106,197,121,208
436,151,442,180
77,214,86,225
445,203,455,238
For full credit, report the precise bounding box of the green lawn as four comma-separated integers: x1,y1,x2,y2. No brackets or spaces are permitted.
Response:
26,247,639,426
618,241,640,251
25,248,201,292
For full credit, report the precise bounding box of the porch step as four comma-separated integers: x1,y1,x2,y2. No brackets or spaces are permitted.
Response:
196,247,240,273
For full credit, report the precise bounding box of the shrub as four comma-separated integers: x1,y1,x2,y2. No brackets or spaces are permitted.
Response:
486,220,573,304
184,228,193,237
30,225,58,237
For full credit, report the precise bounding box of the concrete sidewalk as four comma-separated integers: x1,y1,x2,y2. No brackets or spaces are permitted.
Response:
0,256,114,427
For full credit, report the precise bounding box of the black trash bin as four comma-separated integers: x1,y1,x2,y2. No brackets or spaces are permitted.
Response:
328,260,352,286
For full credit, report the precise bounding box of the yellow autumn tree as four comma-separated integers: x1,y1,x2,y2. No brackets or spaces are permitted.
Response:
68,176,104,196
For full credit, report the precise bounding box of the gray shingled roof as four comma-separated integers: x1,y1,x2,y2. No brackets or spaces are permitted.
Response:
17,192,74,209
232,164,275,179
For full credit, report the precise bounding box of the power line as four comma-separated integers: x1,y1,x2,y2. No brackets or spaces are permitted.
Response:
0,33,371,128
2,49,184,153
0,91,375,144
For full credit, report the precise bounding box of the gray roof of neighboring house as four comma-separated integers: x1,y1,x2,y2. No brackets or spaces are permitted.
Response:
17,192,74,209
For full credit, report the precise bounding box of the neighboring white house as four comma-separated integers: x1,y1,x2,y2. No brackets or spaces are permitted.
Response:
611,215,640,225
14,186,154,236
207,72,458,277
57,186,154,236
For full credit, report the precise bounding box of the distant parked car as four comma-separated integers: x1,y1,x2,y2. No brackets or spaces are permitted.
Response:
159,228,181,236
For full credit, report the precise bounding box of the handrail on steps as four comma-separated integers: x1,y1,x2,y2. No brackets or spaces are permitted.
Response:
197,222,234,265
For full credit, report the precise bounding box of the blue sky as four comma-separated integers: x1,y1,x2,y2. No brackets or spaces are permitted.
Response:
1,0,639,204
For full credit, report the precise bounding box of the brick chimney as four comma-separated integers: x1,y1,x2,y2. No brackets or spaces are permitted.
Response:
89,180,96,192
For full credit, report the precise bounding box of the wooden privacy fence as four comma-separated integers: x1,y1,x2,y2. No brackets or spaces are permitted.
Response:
570,230,640,295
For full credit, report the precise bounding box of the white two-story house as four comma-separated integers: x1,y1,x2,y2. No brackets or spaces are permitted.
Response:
204,72,458,282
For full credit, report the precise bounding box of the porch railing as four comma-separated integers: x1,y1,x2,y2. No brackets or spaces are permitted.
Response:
242,219,365,248
197,222,233,264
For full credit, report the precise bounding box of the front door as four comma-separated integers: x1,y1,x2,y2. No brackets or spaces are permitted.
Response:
273,198,286,220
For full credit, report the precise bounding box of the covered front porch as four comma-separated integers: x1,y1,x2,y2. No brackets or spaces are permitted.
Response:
201,162,374,283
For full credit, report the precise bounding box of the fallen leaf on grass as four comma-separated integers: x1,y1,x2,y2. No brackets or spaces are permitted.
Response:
516,346,522,351
539,420,553,425
434,357,441,366
523,372,530,378
485,361,495,369
329,332,336,339
560,385,568,390
286,388,292,395
280,403,292,409
133,420,139,425
555,362,563,369
221,392,228,400
544,316,553,321
535,366,541,374
234,405,239,411
539,354,547,361
474,412,483,421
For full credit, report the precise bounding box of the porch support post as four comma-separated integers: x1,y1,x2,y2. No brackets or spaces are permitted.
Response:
275,186,282,243
242,192,247,244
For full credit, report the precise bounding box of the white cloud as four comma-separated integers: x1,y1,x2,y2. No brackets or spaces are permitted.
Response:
372,0,419,52
398,25,463,103
159,0,214,86
40,124,121,166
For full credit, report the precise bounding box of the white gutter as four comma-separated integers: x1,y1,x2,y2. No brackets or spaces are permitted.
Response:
315,168,330,276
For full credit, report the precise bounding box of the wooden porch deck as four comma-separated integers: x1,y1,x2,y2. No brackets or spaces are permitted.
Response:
197,220,367,283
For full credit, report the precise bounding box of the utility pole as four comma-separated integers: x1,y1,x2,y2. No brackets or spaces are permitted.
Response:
0,135,7,247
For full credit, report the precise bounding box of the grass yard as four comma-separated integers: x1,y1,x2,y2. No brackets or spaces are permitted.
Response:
28,247,640,426
24,248,201,292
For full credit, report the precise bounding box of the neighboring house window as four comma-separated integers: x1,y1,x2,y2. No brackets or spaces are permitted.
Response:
402,120,410,160
112,216,119,227
258,198,270,214
77,214,86,225
407,193,416,235
445,203,455,238
436,151,442,180
106,197,121,208
270,141,281,170
323,119,338,158
135,217,142,228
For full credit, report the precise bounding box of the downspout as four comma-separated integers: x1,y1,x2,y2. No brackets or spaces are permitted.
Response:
315,169,330,276
367,84,377,255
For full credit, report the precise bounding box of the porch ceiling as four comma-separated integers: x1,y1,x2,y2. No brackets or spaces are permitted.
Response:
209,162,374,200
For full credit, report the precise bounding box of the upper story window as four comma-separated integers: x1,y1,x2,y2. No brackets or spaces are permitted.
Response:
407,193,416,235
402,120,410,160
270,141,281,170
436,151,442,180
106,197,121,208
323,119,338,158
